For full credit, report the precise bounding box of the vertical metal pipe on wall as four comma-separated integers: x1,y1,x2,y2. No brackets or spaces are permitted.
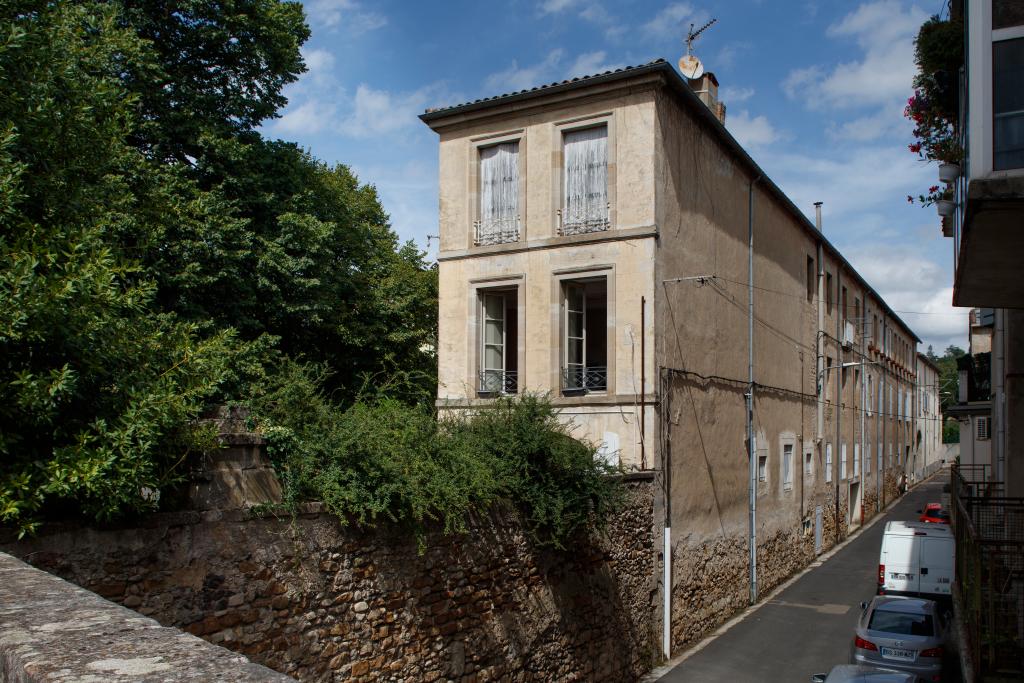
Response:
836,267,842,543
748,175,760,605
815,204,825,445
661,368,672,659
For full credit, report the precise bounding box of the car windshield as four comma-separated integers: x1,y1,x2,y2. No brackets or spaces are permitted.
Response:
869,608,934,636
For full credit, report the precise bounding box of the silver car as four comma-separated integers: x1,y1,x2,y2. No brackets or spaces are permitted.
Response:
850,596,949,682
811,665,917,682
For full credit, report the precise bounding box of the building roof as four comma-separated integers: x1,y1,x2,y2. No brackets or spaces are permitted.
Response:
420,59,922,343
917,352,941,373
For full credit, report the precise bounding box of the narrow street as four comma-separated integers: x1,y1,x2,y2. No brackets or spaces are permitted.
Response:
655,472,961,682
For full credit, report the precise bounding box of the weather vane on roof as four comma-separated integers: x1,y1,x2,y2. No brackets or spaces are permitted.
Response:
679,18,716,79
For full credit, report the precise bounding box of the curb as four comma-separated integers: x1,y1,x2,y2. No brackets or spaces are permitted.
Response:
640,468,947,682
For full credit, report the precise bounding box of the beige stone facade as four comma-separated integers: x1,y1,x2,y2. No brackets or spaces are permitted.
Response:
421,60,922,656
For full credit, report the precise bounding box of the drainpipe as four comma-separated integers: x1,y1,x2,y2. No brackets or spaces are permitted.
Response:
815,204,825,444
860,309,867,526
835,267,842,544
661,368,672,660
881,317,887,509
748,175,761,605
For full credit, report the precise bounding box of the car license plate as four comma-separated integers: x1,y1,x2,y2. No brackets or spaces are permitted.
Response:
881,647,915,661
890,572,914,580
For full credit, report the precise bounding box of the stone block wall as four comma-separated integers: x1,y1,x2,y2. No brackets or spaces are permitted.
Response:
2,479,657,683
668,525,814,649
0,552,292,683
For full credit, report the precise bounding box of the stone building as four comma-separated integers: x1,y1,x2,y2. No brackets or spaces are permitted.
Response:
419,59,921,657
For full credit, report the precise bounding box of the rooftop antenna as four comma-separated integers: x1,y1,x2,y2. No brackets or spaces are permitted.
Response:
678,17,716,79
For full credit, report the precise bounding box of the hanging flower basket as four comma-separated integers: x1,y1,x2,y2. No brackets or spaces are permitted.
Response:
938,162,960,183
936,199,955,217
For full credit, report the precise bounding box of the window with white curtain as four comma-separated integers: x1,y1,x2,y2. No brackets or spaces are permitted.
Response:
477,142,520,245
561,126,609,235
825,443,833,483
783,443,793,490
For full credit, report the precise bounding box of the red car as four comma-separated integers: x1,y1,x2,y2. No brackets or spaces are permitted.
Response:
918,503,950,524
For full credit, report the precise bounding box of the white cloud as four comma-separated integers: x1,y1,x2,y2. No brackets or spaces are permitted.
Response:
538,0,579,14
714,42,751,70
720,86,754,104
276,99,337,134
642,3,707,42
567,51,624,78
767,145,933,221
782,65,824,100
783,1,928,109
304,0,387,33
343,83,446,138
842,245,968,349
826,104,909,142
302,48,335,75
726,110,780,149
484,49,565,93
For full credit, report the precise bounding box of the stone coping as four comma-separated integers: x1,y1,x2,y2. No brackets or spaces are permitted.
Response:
0,552,294,682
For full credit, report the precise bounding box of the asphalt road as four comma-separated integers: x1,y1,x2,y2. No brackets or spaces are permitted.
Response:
655,472,960,683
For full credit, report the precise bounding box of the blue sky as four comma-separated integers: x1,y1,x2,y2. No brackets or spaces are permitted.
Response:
266,0,967,353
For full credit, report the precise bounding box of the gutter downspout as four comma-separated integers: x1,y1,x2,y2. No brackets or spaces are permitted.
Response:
748,174,761,605
836,267,842,544
815,204,825,445
662,368,672,659
881,317,887,509
861,307,867,526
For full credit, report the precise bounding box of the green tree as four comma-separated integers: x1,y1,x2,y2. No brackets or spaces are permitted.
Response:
0,1,237,534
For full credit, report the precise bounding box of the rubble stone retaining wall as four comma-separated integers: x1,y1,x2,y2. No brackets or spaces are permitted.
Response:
0,552,293,683
2,478,658,683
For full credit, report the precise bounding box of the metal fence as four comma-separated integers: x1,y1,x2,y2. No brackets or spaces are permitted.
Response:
951,464,1024,679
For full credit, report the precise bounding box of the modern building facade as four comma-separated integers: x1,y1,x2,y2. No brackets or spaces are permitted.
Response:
951,0,1024,496
420,59,922,656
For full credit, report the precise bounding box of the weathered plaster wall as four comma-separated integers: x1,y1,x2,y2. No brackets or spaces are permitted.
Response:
2,479,658,683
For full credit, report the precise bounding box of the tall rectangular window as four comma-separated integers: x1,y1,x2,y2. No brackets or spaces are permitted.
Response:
854,444,860,477
867,375,873,416
561,126,609,234
826,443,833,483
478,142,520,245
826,272,833,314
840,443,847,481
804,448,813,477
994,37,1024,170
783,444,793,490
806,256,815,302
977,416,991,440
478,290,518,395
877,442,883,473
562,278,607,394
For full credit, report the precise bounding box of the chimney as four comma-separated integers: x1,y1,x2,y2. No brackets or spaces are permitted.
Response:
688,72,726,124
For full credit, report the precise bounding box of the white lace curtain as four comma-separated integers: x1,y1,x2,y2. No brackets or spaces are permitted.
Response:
479,142,519,230
563,126,608,226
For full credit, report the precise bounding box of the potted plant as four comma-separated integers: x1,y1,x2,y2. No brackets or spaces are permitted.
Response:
907,185,954,216
938,161,960,183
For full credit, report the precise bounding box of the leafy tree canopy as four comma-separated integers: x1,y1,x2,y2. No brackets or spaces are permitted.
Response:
0,0,438,534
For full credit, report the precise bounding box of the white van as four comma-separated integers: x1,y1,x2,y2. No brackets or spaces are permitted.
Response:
877,521,955,599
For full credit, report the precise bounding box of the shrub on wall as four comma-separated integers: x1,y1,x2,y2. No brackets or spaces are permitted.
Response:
250,364,621,549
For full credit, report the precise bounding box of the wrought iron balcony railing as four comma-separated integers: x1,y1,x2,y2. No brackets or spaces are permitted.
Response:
557,204,610,236
478,370,517,396
561,365,607,393
474,216,520,246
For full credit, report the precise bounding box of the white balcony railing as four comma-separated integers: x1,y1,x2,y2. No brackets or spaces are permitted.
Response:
557,204,610,236
474,216,520,246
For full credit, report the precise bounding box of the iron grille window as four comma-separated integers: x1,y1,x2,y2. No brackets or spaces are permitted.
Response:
478,290,518,396
561,279,608,394
560,126,609,235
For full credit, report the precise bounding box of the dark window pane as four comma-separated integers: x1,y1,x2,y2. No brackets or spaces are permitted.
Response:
994,38,1024,170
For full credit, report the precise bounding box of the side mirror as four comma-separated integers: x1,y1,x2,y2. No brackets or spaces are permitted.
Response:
860,601,868,610
811,675,827,683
